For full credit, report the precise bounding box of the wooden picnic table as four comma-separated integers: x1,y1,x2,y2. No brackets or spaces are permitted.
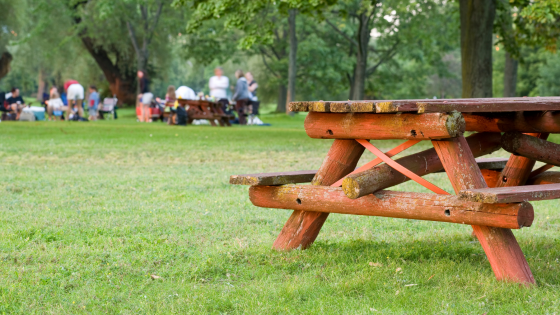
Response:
176,99,234,127
230,96,560,286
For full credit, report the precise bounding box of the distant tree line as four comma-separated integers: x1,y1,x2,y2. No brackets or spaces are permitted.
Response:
0,0,559,109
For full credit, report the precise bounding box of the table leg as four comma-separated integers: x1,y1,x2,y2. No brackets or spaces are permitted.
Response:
272,139,365,250
432,135,535,285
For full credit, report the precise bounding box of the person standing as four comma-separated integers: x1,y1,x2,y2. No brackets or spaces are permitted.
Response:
64,80,86,121
137,70,153,122
6,87,26,120
209,67,229,112
232,69,251,125
88,85,100,121
246,72,260,117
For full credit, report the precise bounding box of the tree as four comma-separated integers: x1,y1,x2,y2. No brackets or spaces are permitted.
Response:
183,0,334,111
0,0,24,80
459,0,496,98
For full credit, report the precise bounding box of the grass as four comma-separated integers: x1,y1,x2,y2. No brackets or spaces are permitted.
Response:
1,108,560,314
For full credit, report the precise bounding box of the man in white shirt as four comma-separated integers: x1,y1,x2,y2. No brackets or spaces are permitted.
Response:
209,67,229,99
209,67,230,113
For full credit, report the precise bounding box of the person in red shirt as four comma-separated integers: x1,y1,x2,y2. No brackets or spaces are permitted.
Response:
64,80,86,121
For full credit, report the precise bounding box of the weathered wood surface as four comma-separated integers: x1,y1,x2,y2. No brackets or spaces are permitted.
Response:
272,140,365,251
501,132,560,167
496,133,549,187
481,169,502,188
230,170,316,186
304,112,465,140
460,183,560,204
230,157,507,187
250,185,533,229
418,100,560,114
342,132,502,199
432,135,535,285
527,171,560,185
289,97,560,113
464,112,560,133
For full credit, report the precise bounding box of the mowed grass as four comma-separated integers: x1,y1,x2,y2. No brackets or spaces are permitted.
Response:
1,109,560,314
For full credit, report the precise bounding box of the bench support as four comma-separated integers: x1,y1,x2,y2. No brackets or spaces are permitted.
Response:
272,139,365,250
432,135,535,285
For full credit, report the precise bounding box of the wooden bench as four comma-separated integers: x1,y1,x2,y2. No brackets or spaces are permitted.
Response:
231,96,560,286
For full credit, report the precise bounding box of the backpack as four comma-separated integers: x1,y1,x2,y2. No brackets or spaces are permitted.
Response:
176,106,187,126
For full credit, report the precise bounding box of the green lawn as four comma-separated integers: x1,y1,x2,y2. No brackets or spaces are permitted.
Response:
1,109,560,314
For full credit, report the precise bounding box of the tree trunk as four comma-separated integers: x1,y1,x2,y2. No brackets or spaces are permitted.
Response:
459,0,496,98
80,36,137,105
503,52,518,97
350,13,370,100
276,84,287,113
286,8,298,115
37,68,45,102
0,52,12,80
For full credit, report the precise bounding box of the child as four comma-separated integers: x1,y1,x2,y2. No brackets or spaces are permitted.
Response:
88,85,100,121
46,87,66,121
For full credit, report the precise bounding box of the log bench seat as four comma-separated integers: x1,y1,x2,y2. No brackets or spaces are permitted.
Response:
230,157,509,186
459,183,560,204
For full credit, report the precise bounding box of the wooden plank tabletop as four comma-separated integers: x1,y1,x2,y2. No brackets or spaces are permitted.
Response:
289,97,560,114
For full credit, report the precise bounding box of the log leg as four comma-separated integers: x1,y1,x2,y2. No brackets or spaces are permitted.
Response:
497,133,550,187
432,135,535,285
272,140,365,250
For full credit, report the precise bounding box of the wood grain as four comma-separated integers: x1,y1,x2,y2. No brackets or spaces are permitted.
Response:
272,140,365,250
432,135,535,285
304,112,465,140
230,170,316,186
250,185,533,229
342,132,501,199
460,183,560,203
501,132,560,167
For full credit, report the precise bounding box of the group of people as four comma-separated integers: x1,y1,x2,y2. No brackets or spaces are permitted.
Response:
135,67,259,125
44,80,100,121
1,80,101,122
3,66,259,125
210,67,259,125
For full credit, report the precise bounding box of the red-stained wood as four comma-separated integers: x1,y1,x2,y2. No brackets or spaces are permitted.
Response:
272,140,365,250
460,183,560,204
481,169,501,188
304,112,465,140
250,185,533,229
432,135,535,285
496,133,549,188
418,100,560,113
288,97,560,113
527,171,560,185
464,112,560,133
230,157,507,188
501,132,560,167
342,132,502,199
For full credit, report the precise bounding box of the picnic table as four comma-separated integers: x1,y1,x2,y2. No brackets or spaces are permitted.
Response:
176,99,234,126
230,96,560,286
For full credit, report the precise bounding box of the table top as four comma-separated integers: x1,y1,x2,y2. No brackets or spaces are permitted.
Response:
289,97,560,114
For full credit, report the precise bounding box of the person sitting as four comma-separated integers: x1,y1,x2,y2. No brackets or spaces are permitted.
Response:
64,80,86,121
88,85,100,121
6,87,26,120
232,70,251,125
46,87,67,121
